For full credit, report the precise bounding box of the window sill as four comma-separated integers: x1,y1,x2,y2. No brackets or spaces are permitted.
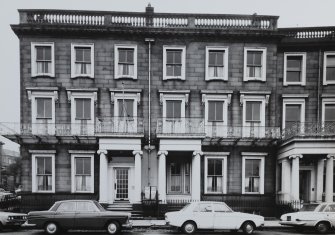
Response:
243,78,266,82
75,118,92,121
204,192,226,195
71,75,94,79
32,191,55,194
206,77,228,81
115,76,137,80
323,81,335,85
163,77,185,81
71,191,94,194
35,117,53,120
283,83,305,86
32,75,55,79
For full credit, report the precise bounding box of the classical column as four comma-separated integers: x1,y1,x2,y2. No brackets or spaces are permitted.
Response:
289,155,302,201
325,154,335,202
192,151,203,201
158,151,168,203
281,158,291,202
316,158,325,202
98,149,108,204
133,150,143,203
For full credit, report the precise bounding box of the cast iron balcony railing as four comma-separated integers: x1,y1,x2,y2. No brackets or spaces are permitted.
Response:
18,9,278,30
0,117,144,136
279,27,335,39
282,122,335,140
205,123,281,139
156,118,205,136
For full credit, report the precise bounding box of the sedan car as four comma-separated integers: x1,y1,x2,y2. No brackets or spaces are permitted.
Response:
280,202,335,233
165,201,264,234
27,200,132,234
0,211,27,231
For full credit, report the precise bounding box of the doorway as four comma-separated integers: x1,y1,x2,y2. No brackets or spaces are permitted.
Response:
114,168,129,200
299,170,311,202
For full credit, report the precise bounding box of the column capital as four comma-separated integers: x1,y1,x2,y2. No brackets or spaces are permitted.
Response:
133,150,143,156
158,150,168,156
193,151,203,157
289,154,303,160
327,154,335,159
97,149,107,155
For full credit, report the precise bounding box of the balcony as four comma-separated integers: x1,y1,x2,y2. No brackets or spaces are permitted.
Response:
16,8,278,31
282,122,335,140
156,118,205,138
0,117,144,139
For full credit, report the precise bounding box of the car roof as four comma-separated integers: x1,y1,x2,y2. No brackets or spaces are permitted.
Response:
55,200,97,203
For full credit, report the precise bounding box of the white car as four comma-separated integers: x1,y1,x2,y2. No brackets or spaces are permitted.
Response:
165,201,264,234
280,203,335,233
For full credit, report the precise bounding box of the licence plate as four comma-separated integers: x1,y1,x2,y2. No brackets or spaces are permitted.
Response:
287,216,291,221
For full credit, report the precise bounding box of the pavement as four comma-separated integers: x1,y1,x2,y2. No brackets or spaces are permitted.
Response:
130,219,286,229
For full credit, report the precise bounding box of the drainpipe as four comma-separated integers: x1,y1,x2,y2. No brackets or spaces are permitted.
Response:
317,50,322,124
145,38,155,186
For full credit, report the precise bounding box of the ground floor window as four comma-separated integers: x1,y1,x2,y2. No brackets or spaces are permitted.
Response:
71,154,94,193
32,154,55,193
167,159,190,194
242,155,265,194
205,156,227,194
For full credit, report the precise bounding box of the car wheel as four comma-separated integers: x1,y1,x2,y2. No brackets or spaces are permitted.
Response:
315,222,329,234
242,221,255,235
44,222,58,235
181,221,197,234
106,221,120,235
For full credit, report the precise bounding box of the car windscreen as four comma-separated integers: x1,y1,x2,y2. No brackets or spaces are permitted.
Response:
180,203,191,211
299,204,320,212
94,201,106,211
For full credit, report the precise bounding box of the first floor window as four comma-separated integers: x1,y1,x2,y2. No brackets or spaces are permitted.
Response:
285,104,302,129
35,156,53,191
74,157,92,192
246,51,263,78
166,100,182,119
208,101,224,122
324,104,335,125
117,99,134,117
246,101,261,124
244,158,261,193
205,157,226,193
36,98,52,119
75,98,91,120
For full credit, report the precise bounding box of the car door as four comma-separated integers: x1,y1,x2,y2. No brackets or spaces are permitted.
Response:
213,202,239,229
192,203,214,229
323,204,335,225
74,201,102,230
54,202,76,229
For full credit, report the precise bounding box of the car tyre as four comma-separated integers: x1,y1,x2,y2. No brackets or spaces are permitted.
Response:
315,222,329,234
242,221,255,235
106,221,120,235
181,221,197,234
44,222,58,235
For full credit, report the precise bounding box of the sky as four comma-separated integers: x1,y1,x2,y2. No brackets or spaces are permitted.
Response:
1,0,335,151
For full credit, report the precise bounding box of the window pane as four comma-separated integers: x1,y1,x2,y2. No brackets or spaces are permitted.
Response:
75,48,83,62
287,56,302,70
37,158,45,174
198,203,212,212
209,51,224,66
83,99,91,119
208,101,215,121
45,99,52,118
44,157,52,174
75,99,83,119
36,46,51,61
166,101,174,118
215,102,223,121
327,55,335,67
166,100,181,118
286,105,301,122
326,68,335,81
36,98,45,118
119,50,126,63
174,65,182,76
166,51,174,64
174,101,181,118
245,159,260,177
127,50,134,63
76,158,83,175
174,51,182,64
213,203,230,212
76,48,91,62
57,202,76,212
247,51,262,66
287,71,301,82
325,104,335,121
214,159,223,175
83,158,91,174
246,102,261,122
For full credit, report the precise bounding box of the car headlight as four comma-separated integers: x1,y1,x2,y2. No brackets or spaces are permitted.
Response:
8,216,13,221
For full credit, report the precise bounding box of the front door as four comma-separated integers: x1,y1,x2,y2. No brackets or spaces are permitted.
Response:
115,168,129,200
299,170,311,202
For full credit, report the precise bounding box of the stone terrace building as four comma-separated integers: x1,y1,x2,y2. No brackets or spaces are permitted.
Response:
1,5,334,215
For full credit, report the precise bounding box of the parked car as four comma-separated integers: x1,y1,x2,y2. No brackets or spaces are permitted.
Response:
165,201,264,234
0,188,14,200
27,200,132,235
0,211,27,231
280,202,335,233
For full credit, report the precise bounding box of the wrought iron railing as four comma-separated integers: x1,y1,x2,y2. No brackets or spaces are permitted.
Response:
282,122,335,140
205,123,281,139
17,9,278,30
156,118,205,136
0,118,144,136
279,26,335,39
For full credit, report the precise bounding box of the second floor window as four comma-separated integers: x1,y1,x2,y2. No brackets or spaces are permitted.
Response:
245,101,261,124
166,100,182,119
117,99,134,117
36,98,52,119
325,104,335,125
284,53,306,86
75,98,91,120
118,49,134,76
163,46,186,80
244,48,266,81
71,44,94,78
208,51,224,78
31,42,54,77
208,101,224,122
324,52,335,85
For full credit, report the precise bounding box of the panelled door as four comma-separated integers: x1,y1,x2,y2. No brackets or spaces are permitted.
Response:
114,168,129,200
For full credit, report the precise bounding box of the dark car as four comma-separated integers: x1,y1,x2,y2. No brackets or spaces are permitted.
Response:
0,211,27,231
27,200,132,234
